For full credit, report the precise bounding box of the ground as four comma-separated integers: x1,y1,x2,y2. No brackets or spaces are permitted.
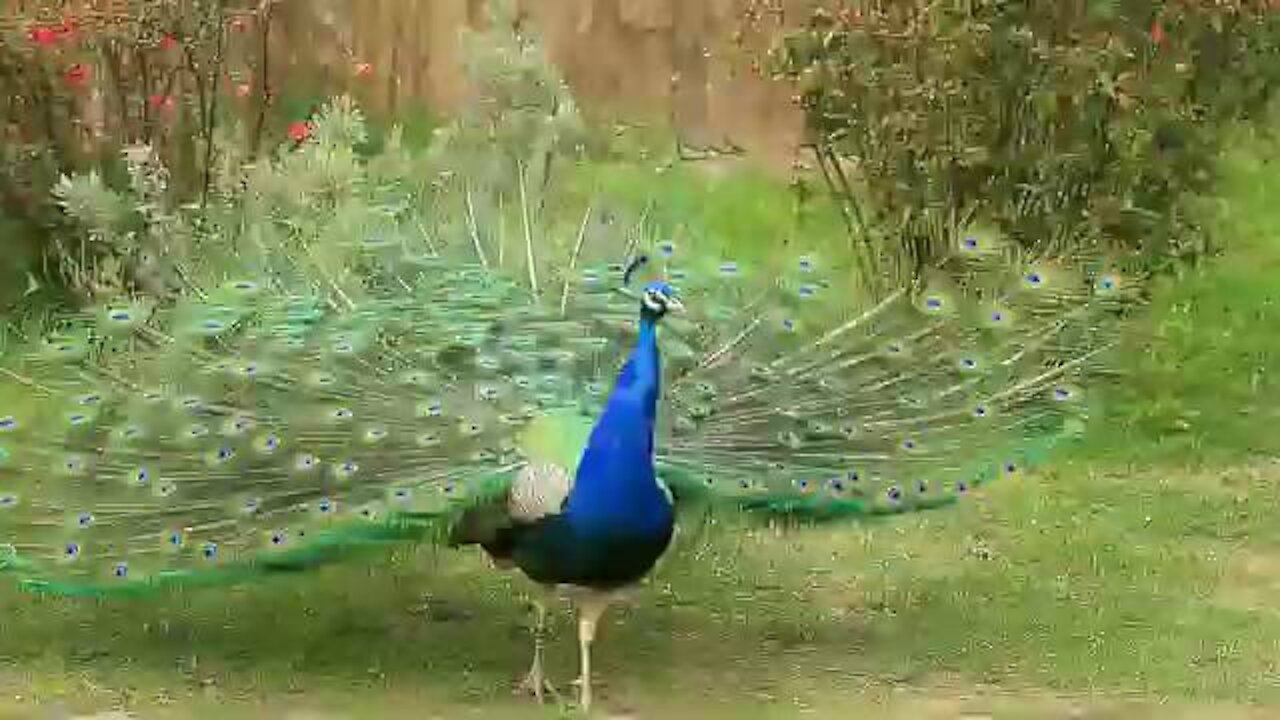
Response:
1,460,1277,719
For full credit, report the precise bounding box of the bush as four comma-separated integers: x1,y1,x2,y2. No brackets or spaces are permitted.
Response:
26,0,600,314
0,0,283,302
758,0,1280,281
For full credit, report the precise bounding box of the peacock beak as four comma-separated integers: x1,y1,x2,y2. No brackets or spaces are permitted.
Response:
665,296,684,313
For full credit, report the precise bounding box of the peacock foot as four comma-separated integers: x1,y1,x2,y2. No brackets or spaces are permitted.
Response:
514,667,560,705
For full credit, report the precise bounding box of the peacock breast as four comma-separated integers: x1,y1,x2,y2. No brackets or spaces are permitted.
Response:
512,511,674,590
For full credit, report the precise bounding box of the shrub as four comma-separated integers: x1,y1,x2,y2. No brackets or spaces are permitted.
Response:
757,0,1280,282
0,1,279,301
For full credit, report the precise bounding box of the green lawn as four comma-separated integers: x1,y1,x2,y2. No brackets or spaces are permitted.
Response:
0,458,1277,718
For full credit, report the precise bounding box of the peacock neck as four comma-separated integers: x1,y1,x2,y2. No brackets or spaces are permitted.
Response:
564,314,672,536
625,316,661,407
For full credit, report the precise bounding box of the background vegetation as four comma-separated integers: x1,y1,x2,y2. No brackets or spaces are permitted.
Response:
763,0,1280,285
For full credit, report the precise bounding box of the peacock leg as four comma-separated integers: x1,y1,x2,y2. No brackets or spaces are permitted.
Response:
515,598,558,703
573,592,612,712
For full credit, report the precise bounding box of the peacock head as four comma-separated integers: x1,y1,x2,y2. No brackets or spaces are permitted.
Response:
640,281,683,320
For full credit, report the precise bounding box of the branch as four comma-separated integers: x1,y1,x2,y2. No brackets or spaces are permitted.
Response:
250,0,276,157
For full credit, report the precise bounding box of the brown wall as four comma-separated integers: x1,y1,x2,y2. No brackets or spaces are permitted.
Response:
273,0,806,164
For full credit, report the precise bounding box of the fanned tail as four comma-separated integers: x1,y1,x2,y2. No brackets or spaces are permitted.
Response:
650,227,1139,520
0,271,537,596
0,87,1140,599
441,172,1140,522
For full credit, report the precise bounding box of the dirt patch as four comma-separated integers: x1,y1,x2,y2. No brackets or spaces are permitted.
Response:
1215,546,1280,615
9,685,1275,720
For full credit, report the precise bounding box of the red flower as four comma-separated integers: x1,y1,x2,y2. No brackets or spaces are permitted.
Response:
287,121,313,143
28,26,59,46
149,94,177,111
29,16,77,45
1150,21,1165,45
159,34,179,51
64,63,90,87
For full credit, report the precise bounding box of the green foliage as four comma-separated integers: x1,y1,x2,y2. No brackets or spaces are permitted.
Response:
0,0,265,299
26,93,428,312
21,2,631,317
765,0,1280,279
421,0,589,266
1081,121,1280,465
46,146,184,302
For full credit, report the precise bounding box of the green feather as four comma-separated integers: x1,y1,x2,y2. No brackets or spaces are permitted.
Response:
518,410,594,469
0,165,1139,600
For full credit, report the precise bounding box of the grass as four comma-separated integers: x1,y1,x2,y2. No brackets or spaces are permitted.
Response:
2,117,1280,720
1,457,1278,717
563,157,850,264
1079,123,1280,467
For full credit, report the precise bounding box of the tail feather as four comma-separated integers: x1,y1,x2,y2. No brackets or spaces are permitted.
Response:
652,233,1136,519
442,179,1137,519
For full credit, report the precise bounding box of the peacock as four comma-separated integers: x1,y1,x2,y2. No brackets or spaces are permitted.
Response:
0,152,1136,711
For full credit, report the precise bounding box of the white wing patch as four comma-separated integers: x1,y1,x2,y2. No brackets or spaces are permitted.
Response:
508,463,574,522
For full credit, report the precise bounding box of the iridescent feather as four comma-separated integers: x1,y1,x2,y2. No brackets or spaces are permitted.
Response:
0,211,1134,595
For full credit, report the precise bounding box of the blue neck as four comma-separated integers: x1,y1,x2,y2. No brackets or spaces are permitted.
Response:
564,314,673,535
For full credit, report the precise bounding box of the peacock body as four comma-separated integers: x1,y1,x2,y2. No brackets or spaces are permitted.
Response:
454,283,679,590
0,164,1135,710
